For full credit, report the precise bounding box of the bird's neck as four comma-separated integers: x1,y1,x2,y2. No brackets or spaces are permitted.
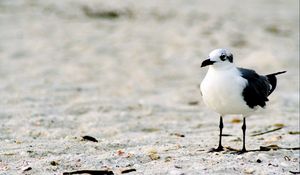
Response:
209,63,236,72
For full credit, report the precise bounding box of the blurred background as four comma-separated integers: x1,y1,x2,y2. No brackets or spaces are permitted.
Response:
0,0,299,174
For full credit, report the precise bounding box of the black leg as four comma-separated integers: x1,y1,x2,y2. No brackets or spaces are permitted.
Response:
209,116,224,152
241,117,247,153
218,116,224,150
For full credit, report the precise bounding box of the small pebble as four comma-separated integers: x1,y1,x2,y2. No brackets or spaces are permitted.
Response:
22,166,32,172
148,149,160,160
50,161,59,166
174,165,182,169
188,101,198,105
268,163,278,167
244,168,255,174
165,156,172,162
284,156,291,161
170,133,185,137
120,168,136,174
81,136,98,142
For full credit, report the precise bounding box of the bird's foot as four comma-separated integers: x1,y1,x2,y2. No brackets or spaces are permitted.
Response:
231,148,247,154
208,146,224,153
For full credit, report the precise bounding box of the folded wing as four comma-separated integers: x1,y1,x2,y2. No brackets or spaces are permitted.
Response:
238,68,270,108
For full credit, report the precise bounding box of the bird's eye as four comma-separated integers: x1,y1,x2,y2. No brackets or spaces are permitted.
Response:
220,54,226,61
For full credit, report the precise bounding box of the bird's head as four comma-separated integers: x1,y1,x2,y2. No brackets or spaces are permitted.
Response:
201,48,234,68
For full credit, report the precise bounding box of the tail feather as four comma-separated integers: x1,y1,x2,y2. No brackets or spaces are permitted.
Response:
266,71,286,96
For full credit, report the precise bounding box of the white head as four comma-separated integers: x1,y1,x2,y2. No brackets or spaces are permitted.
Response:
201,48,234,68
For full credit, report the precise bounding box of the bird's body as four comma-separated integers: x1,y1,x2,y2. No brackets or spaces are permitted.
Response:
200,48,286,153
200,65,254,116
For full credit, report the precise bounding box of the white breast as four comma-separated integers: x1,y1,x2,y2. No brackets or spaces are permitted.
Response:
200,66,255,116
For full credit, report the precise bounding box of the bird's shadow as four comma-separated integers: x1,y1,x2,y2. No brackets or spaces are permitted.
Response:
208,145,300,154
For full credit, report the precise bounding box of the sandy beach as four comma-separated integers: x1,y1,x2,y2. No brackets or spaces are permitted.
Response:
0,0,299,174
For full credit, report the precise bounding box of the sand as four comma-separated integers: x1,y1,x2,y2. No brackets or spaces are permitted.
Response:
0,0,299,174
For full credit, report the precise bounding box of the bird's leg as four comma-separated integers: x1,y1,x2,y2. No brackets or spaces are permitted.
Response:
209,116,224,152
241,117,247,153
218,116,224,150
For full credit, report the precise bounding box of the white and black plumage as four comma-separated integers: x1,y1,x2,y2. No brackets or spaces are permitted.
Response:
200,48,286,153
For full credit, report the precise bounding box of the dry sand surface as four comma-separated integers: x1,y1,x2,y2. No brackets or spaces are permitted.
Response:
0,0,299,174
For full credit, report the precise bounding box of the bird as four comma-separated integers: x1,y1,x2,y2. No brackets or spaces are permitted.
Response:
200,48,286,153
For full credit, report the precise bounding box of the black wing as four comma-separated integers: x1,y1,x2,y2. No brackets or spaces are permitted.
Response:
238,68,270,108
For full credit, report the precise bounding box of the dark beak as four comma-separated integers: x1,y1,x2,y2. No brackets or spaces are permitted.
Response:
201,59,215,67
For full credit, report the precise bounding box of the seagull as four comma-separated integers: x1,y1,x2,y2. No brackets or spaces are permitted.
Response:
200,48,286,153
